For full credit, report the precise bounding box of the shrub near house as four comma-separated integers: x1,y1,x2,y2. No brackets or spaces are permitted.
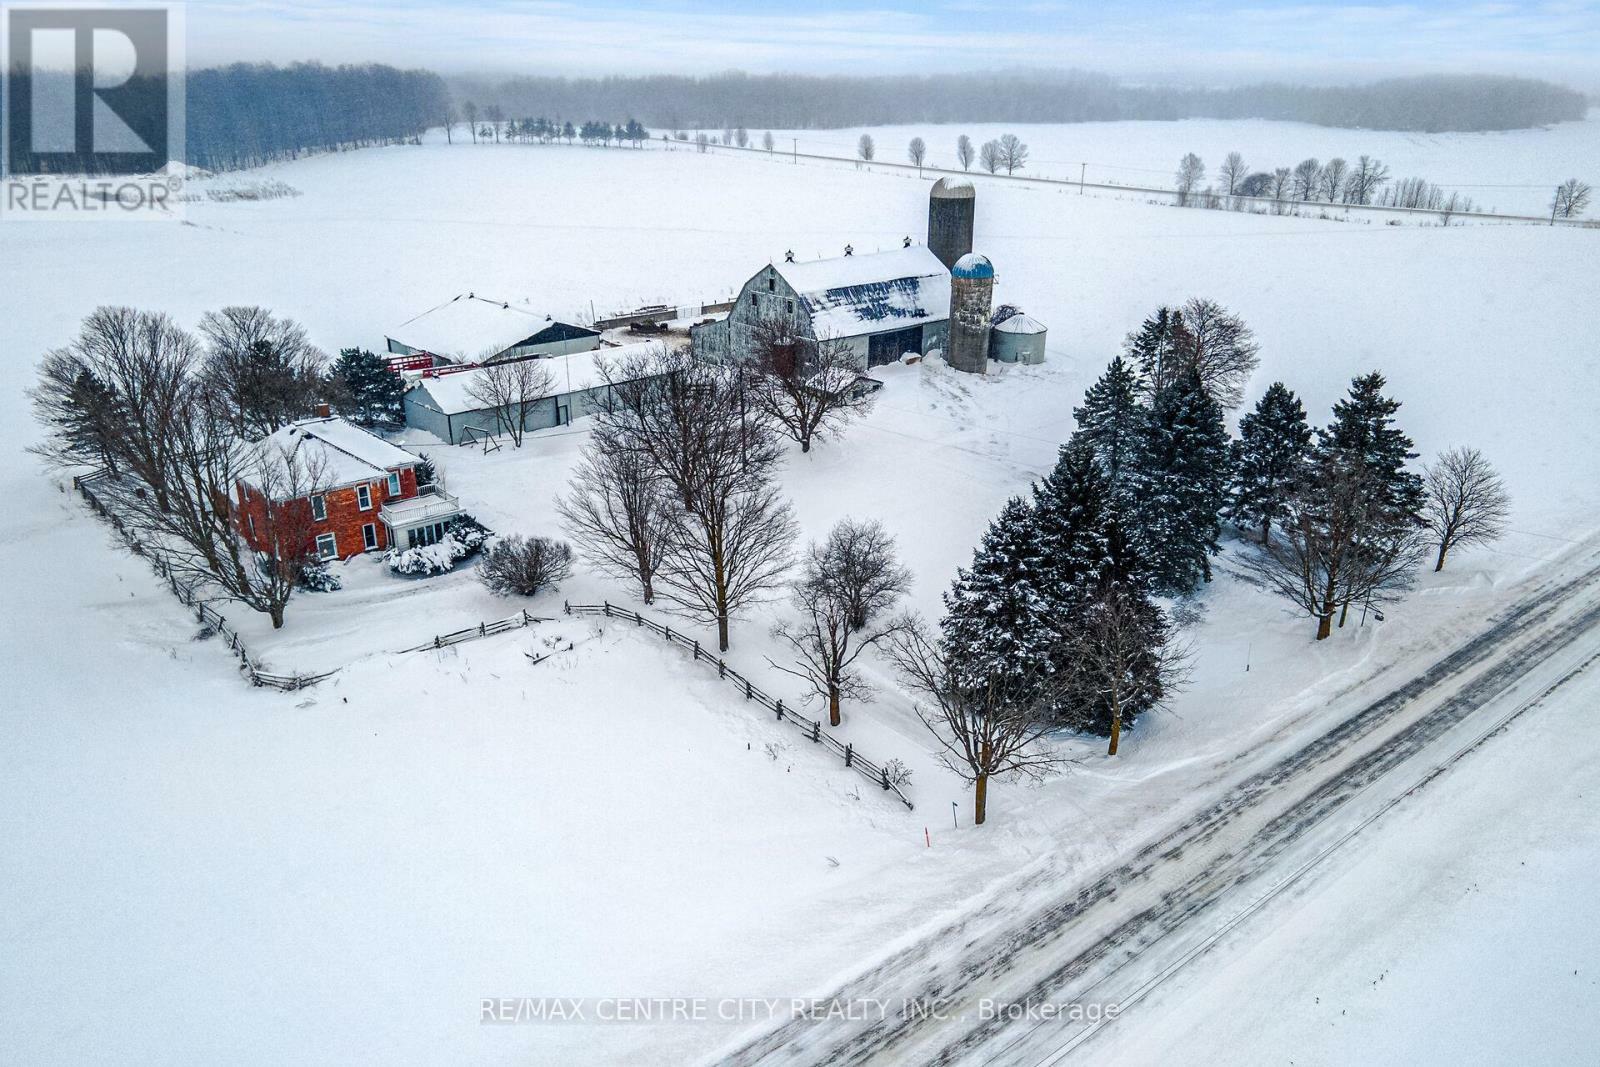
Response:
235,415,464,561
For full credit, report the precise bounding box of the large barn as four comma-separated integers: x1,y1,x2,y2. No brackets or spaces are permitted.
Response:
692,244,951,369
386,293,600,366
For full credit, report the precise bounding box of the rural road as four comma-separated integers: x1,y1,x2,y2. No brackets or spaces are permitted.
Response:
717,541,1600,1066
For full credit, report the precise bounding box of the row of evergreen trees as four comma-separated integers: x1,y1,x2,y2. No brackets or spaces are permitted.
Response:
454,111,648,147
939,302,1431,753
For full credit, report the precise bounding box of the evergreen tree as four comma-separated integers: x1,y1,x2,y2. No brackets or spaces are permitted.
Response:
1319,371,1426,624
940,497,1058,693
1031,436,1111,600
1129,369,1232,591
329,348,406,427
1228,382,1312,543
60,367,126,474
1321,371,1425,526
1072,356,1145,486
1122,306,1193,399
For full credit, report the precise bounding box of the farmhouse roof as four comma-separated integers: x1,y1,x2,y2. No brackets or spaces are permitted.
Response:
253,417,417,490
774,246,950,339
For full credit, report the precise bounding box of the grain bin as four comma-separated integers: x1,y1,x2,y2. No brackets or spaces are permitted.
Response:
990,312,1047,365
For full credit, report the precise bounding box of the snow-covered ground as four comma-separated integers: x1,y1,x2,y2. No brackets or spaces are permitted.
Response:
2,120,1598,1064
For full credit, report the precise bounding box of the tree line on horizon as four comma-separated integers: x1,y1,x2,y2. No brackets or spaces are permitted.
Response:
452,70,1587,135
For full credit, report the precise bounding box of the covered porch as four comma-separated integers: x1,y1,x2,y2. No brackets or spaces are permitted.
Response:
380,489,465,549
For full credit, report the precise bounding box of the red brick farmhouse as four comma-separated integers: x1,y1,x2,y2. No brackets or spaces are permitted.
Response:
235,416,464,561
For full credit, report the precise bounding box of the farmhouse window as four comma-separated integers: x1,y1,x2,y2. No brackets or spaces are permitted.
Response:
356,484,372,510
315,532,337,559
362,523,378,550
310,494,327,521
387,471,402,497
767,277,775,292
786,299,794,314
749,294,757,308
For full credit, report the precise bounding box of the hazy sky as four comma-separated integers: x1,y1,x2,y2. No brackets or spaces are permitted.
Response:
185,1,1600,88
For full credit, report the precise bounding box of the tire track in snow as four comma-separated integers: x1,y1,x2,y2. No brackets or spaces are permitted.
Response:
714,546,1600,1067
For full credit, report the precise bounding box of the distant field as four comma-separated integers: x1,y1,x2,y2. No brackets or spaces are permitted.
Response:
753,113,1600,216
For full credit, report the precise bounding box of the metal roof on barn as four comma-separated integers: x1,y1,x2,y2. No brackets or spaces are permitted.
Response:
773,246,950,339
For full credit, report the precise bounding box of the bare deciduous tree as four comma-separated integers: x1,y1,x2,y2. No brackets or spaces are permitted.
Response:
746,319,873,454
1270,167,1292,212
1174,298,1261,410
956,134,974,171
557,433,670,604
979,139,1002,174
1220,151,1247,197
857,133,875,162
1175,152,1205,206
888,620,1069,825
997,133,1028,175
1063,582,1188,756
770,523,911,726
1248,456,1424,640
762,130,774,152
734,126,749,148
1344,155,1391,205
908,136,926,172
198,306,327,437
812,516,911,631
1551,178,1592,222
1292,157,1321,201
1319,157,1348,202
1423,447,1509,571
466,357,554,448
597,346,796,650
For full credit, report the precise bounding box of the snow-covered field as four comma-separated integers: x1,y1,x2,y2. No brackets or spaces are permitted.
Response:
3,120,1598,1065
760,112,1600,216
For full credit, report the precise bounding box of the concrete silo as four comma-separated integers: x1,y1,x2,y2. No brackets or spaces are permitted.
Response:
927,177,975,271
990,312,1047,365
947,253,995,375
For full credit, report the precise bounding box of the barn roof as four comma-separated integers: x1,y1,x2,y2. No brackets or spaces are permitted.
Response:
387,294,594,361
774,246,950,339
409,342,669,416
251,417,417,491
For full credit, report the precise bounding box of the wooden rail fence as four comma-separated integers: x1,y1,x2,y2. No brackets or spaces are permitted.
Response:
566,601,915,810
73,471,335,691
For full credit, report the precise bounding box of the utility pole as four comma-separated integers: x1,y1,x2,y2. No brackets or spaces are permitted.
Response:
792,138,798,164
1079,161,1086,194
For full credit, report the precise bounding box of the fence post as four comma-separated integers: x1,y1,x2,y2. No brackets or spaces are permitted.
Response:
845,744,854,768
880,768,890,790
692,640,700,661
775,699,784,721
604,602,612,618
663,626,671,643
745,680,752,700
811,721,820,743
522,610,531,626
564,600,570,615
434,635,442,649
479,622,486,636
635,611,642,627
718,659,726,678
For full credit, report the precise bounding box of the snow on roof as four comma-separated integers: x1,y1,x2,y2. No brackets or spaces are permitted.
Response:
411,342,672,416
252,417,417,490
930,176,975,198
388,294,589,361
994,313,1045,334
774,246,950,339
